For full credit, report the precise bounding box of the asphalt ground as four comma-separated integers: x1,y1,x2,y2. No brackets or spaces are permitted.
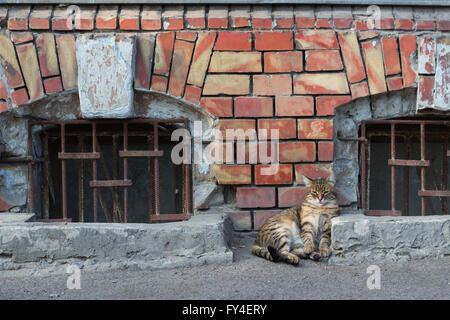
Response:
0,232,449,300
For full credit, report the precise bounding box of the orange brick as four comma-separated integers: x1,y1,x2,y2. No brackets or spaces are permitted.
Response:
255,164,293,185
200,97,232,117
187,32,216,87
318,141,334,161
362,40,387,95
298,119,333,140
43,77,63,94
154,32,175,76
295,30,339,50
255,31,293,51
253,74,292,96
381,37,401,76
134,35,155,90
279,142,316,163
234,97,273,118
294,73,349,95
295,163,332,184
278,187,307,207
395,19,414,30
416,21,435,31
168,40,194,97
399,34,417,88
151,75,168,92
350,82,369,99
275,96,314,117
96,5,118,30
203,75,250,96
264,51,303,73
176,31,197,42
11,32,33,44
183,85,202,104
316,96,351,116
11,88,29,106
258,119,297,140
0,80,7,100
16,43,44,100
213,164,252,185
253,210,282,230
214,32,252,51
209,52,262,73
295,17,315,29
218,119,256,140
237,187,276,208
0,101,8,113
305,50,343,71
119,6,140,30
338,32,366,83
387,77,403,91
35,33,59,78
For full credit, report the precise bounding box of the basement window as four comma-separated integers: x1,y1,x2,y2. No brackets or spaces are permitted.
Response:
361,119,449,216
28,120,192,223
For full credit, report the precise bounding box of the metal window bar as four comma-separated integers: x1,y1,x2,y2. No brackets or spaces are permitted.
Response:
13,119,193,223
339,120,450,216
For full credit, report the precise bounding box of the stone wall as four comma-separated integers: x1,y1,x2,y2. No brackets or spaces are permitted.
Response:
0,4,449,229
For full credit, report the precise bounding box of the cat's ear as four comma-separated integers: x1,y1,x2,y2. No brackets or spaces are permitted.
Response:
327,172,336,184
303,175,312,187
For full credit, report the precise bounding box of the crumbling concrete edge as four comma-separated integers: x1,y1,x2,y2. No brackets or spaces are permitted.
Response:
0,213,234,278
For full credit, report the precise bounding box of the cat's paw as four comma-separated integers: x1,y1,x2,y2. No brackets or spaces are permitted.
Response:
320,247,331,258
303,244,314,255
309,252,321,261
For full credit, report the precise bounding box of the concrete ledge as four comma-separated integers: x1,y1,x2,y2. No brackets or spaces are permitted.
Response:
330,214,450,265
0,213,233,277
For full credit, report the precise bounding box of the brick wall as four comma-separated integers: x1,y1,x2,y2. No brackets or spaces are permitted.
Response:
0,4,448,228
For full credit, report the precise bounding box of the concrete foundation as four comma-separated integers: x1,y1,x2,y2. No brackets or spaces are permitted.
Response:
330,214,450,265
0,213,233,277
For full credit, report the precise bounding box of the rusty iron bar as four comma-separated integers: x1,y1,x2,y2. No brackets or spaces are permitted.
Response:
43,135,50,220
90,180,133,187
150,214,191,222
92,123,98,223
27,121,34,213
60,123,68,220
363,120,450,125
154,121,160,216
123,122,129,223
0,156,43,163
119,150,164,158
443,138,448,214
58,152,101,160
404,137,410,216
148,135,154,223
365,210,402,216
112,135,120,223
78,136,85,223
391,123,396,211
37,218,72,222
388,159,430,167
420,123,426,216
418,190,450,197
184,119,192,216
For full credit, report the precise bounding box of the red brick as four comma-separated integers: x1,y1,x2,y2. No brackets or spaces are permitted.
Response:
0,101,8,113
298,119,333,140
0,197,13,211
213,164,252,185
186,17,205,29
151,75,168,92
134,35,155,90
417,76,434,108
253,210,282,230
317,19,332,29
231,17,251,28
295,17,315,29
237,187,276,208
295,30,339,50
264,51,303,73
350,82,369,99
16,43,44,100
316,96,351,116
395,19,414,30
305,50,343,71
187,32,216,87
295,163,332,184
279,142,316,163
35,33,59,78
218,119,256,140
362,40,387,95
418,37,436,74
438,20,450,31
176,32,197,42
119,6,140,30
399,34,417,88
200,97,232,117
142,18,161,31
154,32,175,76
255,164,293,185
275,18,294,29
334,18,353,29
387,76,403,91
355,20,370,31
253,18,272,29
168,40,194,97
381,37,401,76
275,96,314,117
294,73,349,95
29,6,52,30
278,187,307,207
30,17,50,30
8,7,30,31
208,17,228,29
253,74,292,96
240,141,277,164
164,18,183,30
11,32,33,44
203,75,250,96
43,77,63,94
96,5,118,30
183,85,202,104
318,141,334,161
258,119,297,140
338,32,366,83
76,7,96,31
0,80,7,100
376,18,395,30
234,97,273,118
209,52,262,73
416,20,435,31
358,31,379,41
214,32,252,51
255,31,293,51
11,88,29,106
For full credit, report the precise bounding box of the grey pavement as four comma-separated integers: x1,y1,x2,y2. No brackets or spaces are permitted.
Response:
0,232,449,300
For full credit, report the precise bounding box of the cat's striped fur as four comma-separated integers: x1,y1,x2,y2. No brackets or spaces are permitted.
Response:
251,174,339,265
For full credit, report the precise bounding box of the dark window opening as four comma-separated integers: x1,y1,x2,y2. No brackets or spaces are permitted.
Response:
29,119,192,223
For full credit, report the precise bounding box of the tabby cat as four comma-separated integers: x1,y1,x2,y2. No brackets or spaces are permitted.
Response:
251,174,339,265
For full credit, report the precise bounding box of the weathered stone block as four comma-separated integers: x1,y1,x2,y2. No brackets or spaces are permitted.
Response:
76,35,136,118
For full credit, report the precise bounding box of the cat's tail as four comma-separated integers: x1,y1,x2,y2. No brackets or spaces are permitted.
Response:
251,245,276,262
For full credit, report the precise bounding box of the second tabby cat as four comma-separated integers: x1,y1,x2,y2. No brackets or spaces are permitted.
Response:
251,174,339,265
